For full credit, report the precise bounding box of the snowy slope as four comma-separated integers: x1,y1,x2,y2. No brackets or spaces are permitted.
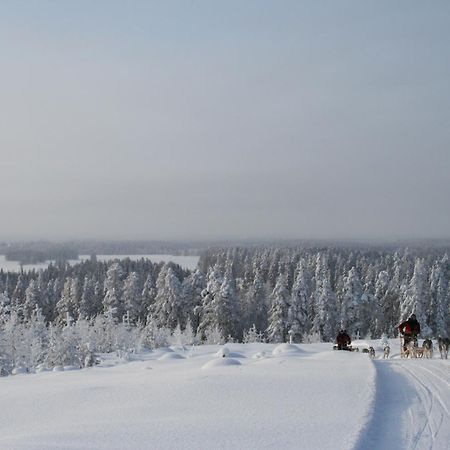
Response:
0,341,448,450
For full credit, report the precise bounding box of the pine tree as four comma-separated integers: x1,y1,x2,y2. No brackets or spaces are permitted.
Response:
216,271,239,341
151,265,183,330
431,255,449,337
267,273,290,343
181,269,205,331
243,267,268,334
196,266,222,340
312,254,337,341
340,267,364,336
23,279,42,320
287,260,310,341
123,271,141,323
401,258,431,336
56,278,78,325
141,272,157,322
102,262,123,320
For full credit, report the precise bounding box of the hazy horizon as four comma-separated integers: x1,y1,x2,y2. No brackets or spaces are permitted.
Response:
1,1,449,242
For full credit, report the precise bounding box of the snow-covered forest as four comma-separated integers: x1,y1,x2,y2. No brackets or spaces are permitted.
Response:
1,245,449,375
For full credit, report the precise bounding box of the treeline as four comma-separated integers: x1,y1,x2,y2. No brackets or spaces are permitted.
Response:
0,239,209,261
3,242,78,264
0,245,449,375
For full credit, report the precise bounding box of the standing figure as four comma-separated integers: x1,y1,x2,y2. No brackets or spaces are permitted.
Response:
398,314,421,352
336,329,351,350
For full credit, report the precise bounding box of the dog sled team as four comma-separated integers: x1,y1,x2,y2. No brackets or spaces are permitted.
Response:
398,313,449,359
333,313,449,359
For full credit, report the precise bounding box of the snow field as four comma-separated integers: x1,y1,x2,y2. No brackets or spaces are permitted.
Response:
0,343,377,450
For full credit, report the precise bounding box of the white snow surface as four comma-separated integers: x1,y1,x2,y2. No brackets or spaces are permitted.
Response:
1,340,449,450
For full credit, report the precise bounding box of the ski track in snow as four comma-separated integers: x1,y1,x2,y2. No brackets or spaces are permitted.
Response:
354,357,450,450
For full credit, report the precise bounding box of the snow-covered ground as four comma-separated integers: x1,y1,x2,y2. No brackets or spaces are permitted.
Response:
0,340,448,450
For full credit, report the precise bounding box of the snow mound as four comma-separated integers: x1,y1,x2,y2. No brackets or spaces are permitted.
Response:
202,358,241,369
170,345,187,352
53,366,64,372
64,365,80,371
215,346,230,358
151,347,174,358
11,367,28,375
272,343,303,356
252,351,266,359
215,346,246,358
154,347,174,353
158,352,185,361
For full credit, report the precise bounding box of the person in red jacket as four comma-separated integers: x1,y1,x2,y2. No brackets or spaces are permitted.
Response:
336,329,351,350
398,314,421,350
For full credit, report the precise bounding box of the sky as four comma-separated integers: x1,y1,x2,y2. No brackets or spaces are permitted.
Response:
1,1,449,242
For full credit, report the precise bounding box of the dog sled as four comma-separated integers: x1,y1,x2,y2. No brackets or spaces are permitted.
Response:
333,344,359,352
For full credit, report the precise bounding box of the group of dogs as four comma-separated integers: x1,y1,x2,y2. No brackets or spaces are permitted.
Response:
360,337,450,359
401,336,450,359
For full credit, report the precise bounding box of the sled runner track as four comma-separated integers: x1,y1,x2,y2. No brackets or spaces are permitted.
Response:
399,362,450,450
353,359,450,450
415,364,450,392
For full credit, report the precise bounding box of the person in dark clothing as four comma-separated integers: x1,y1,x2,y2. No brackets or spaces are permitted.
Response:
336,329,351,350
398,314,421,351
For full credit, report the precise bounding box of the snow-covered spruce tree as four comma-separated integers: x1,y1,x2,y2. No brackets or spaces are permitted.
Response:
79,276,97,319
243,267,267,335
266,273,290,343
181,269,205,332
400,258,431,336
430,256,449,337
340,267,364,337
0,302,12,374
56,278,78,325
26,306,49,370
287,260,311,341
374,270,390,336
151,264,183,330
1,309,30,373
11,273,27,312
243,323,264,343
141,272,157,322
383,262,404,334
203,325,223,345
311,254,337,342
361,266,378,338
139,318,171,349
122,271,141,324
23,279,42,321
103,262,124,320
169,322,196,348
216,270,239,341
196,266,222,340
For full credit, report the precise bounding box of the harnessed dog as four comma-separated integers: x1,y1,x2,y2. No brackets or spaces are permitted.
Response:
438,337,449,359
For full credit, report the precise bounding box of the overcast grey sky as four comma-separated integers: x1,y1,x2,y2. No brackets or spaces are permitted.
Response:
1,1,449,241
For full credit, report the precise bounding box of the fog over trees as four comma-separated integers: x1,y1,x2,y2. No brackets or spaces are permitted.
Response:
1,244,449,375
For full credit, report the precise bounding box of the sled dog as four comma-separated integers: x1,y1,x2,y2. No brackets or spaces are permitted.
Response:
368,347,375,359
422,339,433,359
438,337,449,359
404,341,419,358
383,345,390,358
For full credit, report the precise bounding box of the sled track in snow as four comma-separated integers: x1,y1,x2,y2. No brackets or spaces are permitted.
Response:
353,359,450,450
400,362,450,450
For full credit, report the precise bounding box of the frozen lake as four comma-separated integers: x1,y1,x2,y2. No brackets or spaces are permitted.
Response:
0,254,199,272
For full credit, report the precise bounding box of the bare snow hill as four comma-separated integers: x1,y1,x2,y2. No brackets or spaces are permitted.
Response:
0,340,449,450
